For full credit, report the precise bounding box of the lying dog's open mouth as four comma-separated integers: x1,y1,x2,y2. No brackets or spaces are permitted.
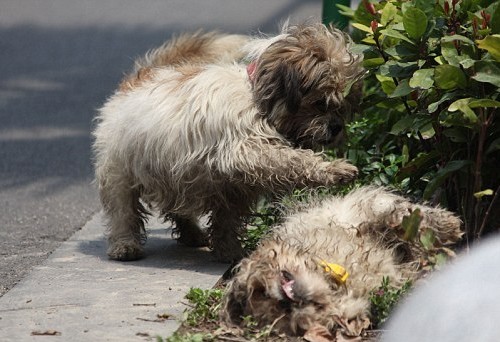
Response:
280,270,296,302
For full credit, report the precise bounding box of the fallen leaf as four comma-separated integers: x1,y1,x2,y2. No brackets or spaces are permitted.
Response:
157,313,173,320
335,330,362,341
31,330,61,336
136,317,167,323
304,324,335,342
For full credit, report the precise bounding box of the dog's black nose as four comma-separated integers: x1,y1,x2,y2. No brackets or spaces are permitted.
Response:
329,123,343,137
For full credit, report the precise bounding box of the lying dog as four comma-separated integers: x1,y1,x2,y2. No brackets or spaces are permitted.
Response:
93,23,364,262
221,186,462,339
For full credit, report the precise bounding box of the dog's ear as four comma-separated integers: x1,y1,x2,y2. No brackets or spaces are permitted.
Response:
268,249,278,259
222,289,246,324
255,62,303,115
277,63,302,114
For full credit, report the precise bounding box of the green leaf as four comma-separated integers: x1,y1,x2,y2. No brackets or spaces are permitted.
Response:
353,0,378,26
419,121,435,139
448,98,478,124
396,150,439,181
469,99,500,108
403,7,428,40
353,23,374,34
472,61,500,87
420,229,436,250
442,128,468,142
364,58,386,68
381,2,399,26
350,43,374,55
486,137,500,155
390,115,413,135
441,35,475,45
412,0,435,16
376,74,397,94
423,160,472,200
490,1,500,34
476,35,500,61
434,55,446,65
460,58,476,69
381,28,415,44
379,61,419,78
474,189,494,199
441,42,467,66
434,64,467,90
403,208,422,241
409,68,434,89
361,37,377,45
337,4,355,18
389,79,414,98
385,43,419,58
427,92,459,113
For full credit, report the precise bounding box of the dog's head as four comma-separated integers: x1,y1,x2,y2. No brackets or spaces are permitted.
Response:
250,23,364,150
221,239,343,336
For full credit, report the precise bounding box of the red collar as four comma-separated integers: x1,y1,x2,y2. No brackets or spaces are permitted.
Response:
246,61,257,83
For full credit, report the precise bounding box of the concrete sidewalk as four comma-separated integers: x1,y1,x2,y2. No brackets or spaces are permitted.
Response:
0,213,229,341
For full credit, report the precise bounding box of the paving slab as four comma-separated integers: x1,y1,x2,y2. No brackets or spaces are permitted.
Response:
0,212,229,341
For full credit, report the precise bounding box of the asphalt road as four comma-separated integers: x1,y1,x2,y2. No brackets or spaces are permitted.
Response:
0,0,322,297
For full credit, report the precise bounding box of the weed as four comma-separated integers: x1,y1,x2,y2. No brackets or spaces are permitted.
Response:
183,288,224,327
369,276,412,328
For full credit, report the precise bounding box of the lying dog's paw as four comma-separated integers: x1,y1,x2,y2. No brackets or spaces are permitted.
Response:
324,160,358,184
107,241,144,261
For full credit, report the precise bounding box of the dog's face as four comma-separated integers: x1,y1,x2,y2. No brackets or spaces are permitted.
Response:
252,24,364,150
223,240,340,336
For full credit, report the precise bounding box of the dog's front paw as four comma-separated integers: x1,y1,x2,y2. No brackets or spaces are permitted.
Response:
107,241,144,261
324,160,358,185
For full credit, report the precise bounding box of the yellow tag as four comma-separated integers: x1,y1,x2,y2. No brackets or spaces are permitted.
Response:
319,260,349,285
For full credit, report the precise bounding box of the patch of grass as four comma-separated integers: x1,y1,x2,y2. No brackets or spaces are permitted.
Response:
369,276,412,328
162,332,213,342
183,288,224,327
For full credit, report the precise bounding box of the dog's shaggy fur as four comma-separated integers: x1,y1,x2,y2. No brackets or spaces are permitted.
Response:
221,186,463,339
93,23,364,262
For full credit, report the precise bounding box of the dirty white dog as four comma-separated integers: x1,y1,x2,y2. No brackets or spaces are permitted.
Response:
93,23,364,262
221,186,462,339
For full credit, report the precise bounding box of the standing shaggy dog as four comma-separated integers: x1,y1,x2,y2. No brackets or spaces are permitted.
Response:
221,187,462,339
93,23,364,262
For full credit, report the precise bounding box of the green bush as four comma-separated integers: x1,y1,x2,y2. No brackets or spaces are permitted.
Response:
339,0,500,241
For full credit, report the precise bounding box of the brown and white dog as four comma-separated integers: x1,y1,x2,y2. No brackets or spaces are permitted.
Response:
221,186,463,339
93,23,364,262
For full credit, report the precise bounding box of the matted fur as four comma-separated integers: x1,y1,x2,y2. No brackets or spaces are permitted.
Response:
221,186,463,338
93,23,364,262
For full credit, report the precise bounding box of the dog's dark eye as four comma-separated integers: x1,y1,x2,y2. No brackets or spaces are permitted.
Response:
314,98,329,112
313,301,326,311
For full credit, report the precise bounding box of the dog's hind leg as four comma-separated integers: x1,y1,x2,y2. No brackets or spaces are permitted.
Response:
340,187,462,245
171,214,208,247
209,206,246,263
100,175,148,261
